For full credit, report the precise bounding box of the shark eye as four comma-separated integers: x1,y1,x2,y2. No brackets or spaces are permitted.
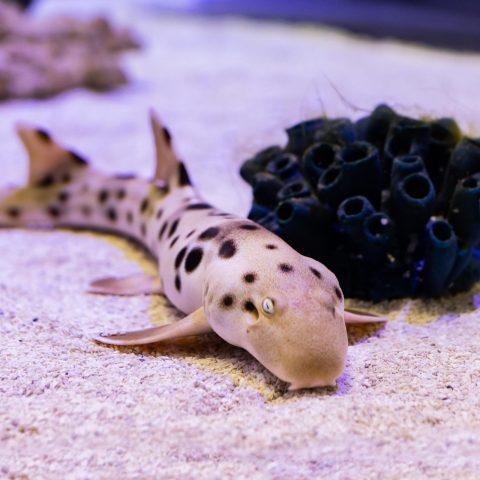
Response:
262,298,275,315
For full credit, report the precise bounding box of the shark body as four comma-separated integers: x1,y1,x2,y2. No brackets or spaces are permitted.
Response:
0,111,385,390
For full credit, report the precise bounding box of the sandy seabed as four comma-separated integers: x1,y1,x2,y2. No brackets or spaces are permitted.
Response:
1,1,480,478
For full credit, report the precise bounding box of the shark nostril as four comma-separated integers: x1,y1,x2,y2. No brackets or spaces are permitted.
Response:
243,300,259,322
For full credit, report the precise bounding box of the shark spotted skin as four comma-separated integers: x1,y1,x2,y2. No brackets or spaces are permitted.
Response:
0,111,386,390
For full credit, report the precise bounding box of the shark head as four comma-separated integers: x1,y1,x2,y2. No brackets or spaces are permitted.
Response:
203,230,348,390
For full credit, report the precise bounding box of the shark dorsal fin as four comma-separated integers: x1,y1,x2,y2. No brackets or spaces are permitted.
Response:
149,109,192,188
16,123,88,186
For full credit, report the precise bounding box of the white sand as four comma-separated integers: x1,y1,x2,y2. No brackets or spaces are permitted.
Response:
1,2,480,478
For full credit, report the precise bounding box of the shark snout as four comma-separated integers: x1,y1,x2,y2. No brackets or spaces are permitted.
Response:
242,305,348,390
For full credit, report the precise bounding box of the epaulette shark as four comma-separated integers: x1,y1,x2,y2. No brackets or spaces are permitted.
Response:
0,110,387,390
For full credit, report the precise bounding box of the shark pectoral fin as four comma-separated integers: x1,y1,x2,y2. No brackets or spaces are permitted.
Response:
87,273,163,296
344,308,389,324
93,307,210,346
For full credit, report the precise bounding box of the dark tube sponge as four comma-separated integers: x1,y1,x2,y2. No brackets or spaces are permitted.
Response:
439,138,480,212
422,118,462,192
422,219,458,296
447,242,473,288
277,180,311,202
447,173,480,245
337,197,394,264
391,172,436,234
247,202,272,222
386,117,431,156
240,104,480,300
390,155,425,190
337,196,375,241
286,118,355,156
337,141,382,207
285,118,325,156
429,118,462,147
317,165,347,208
361,212,395,264
265,153,303,184
276,196,334,230
317,142,382,209
354,103,398,149
254,211,283,236
314,118,356,146
276,197,314,226
383,118,430,185
302,143,337,186
252,172,284,208
240,146,283,185
275,196,333,257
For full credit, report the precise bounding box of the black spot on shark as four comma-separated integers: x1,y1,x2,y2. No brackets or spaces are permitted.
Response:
69,150,89,166
163,127,172,145
175,246,188,269
310,267,322,279
279,263,294,273
36,129,51,142
140,198,149,213
47,205,61,218
221,295,235,308
168,219,180,238
178,162,192,187
185,248,203,273
170,235,180,248
198,226,220,240
106,208,117,222
37,175,55,188
158,222,168,240
57,191,69,203
219,239,236,258
186,203,212,210
61,173,72,183
6,207,21,218
243,273,257,283
98,190,109,204
113,173,136,180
